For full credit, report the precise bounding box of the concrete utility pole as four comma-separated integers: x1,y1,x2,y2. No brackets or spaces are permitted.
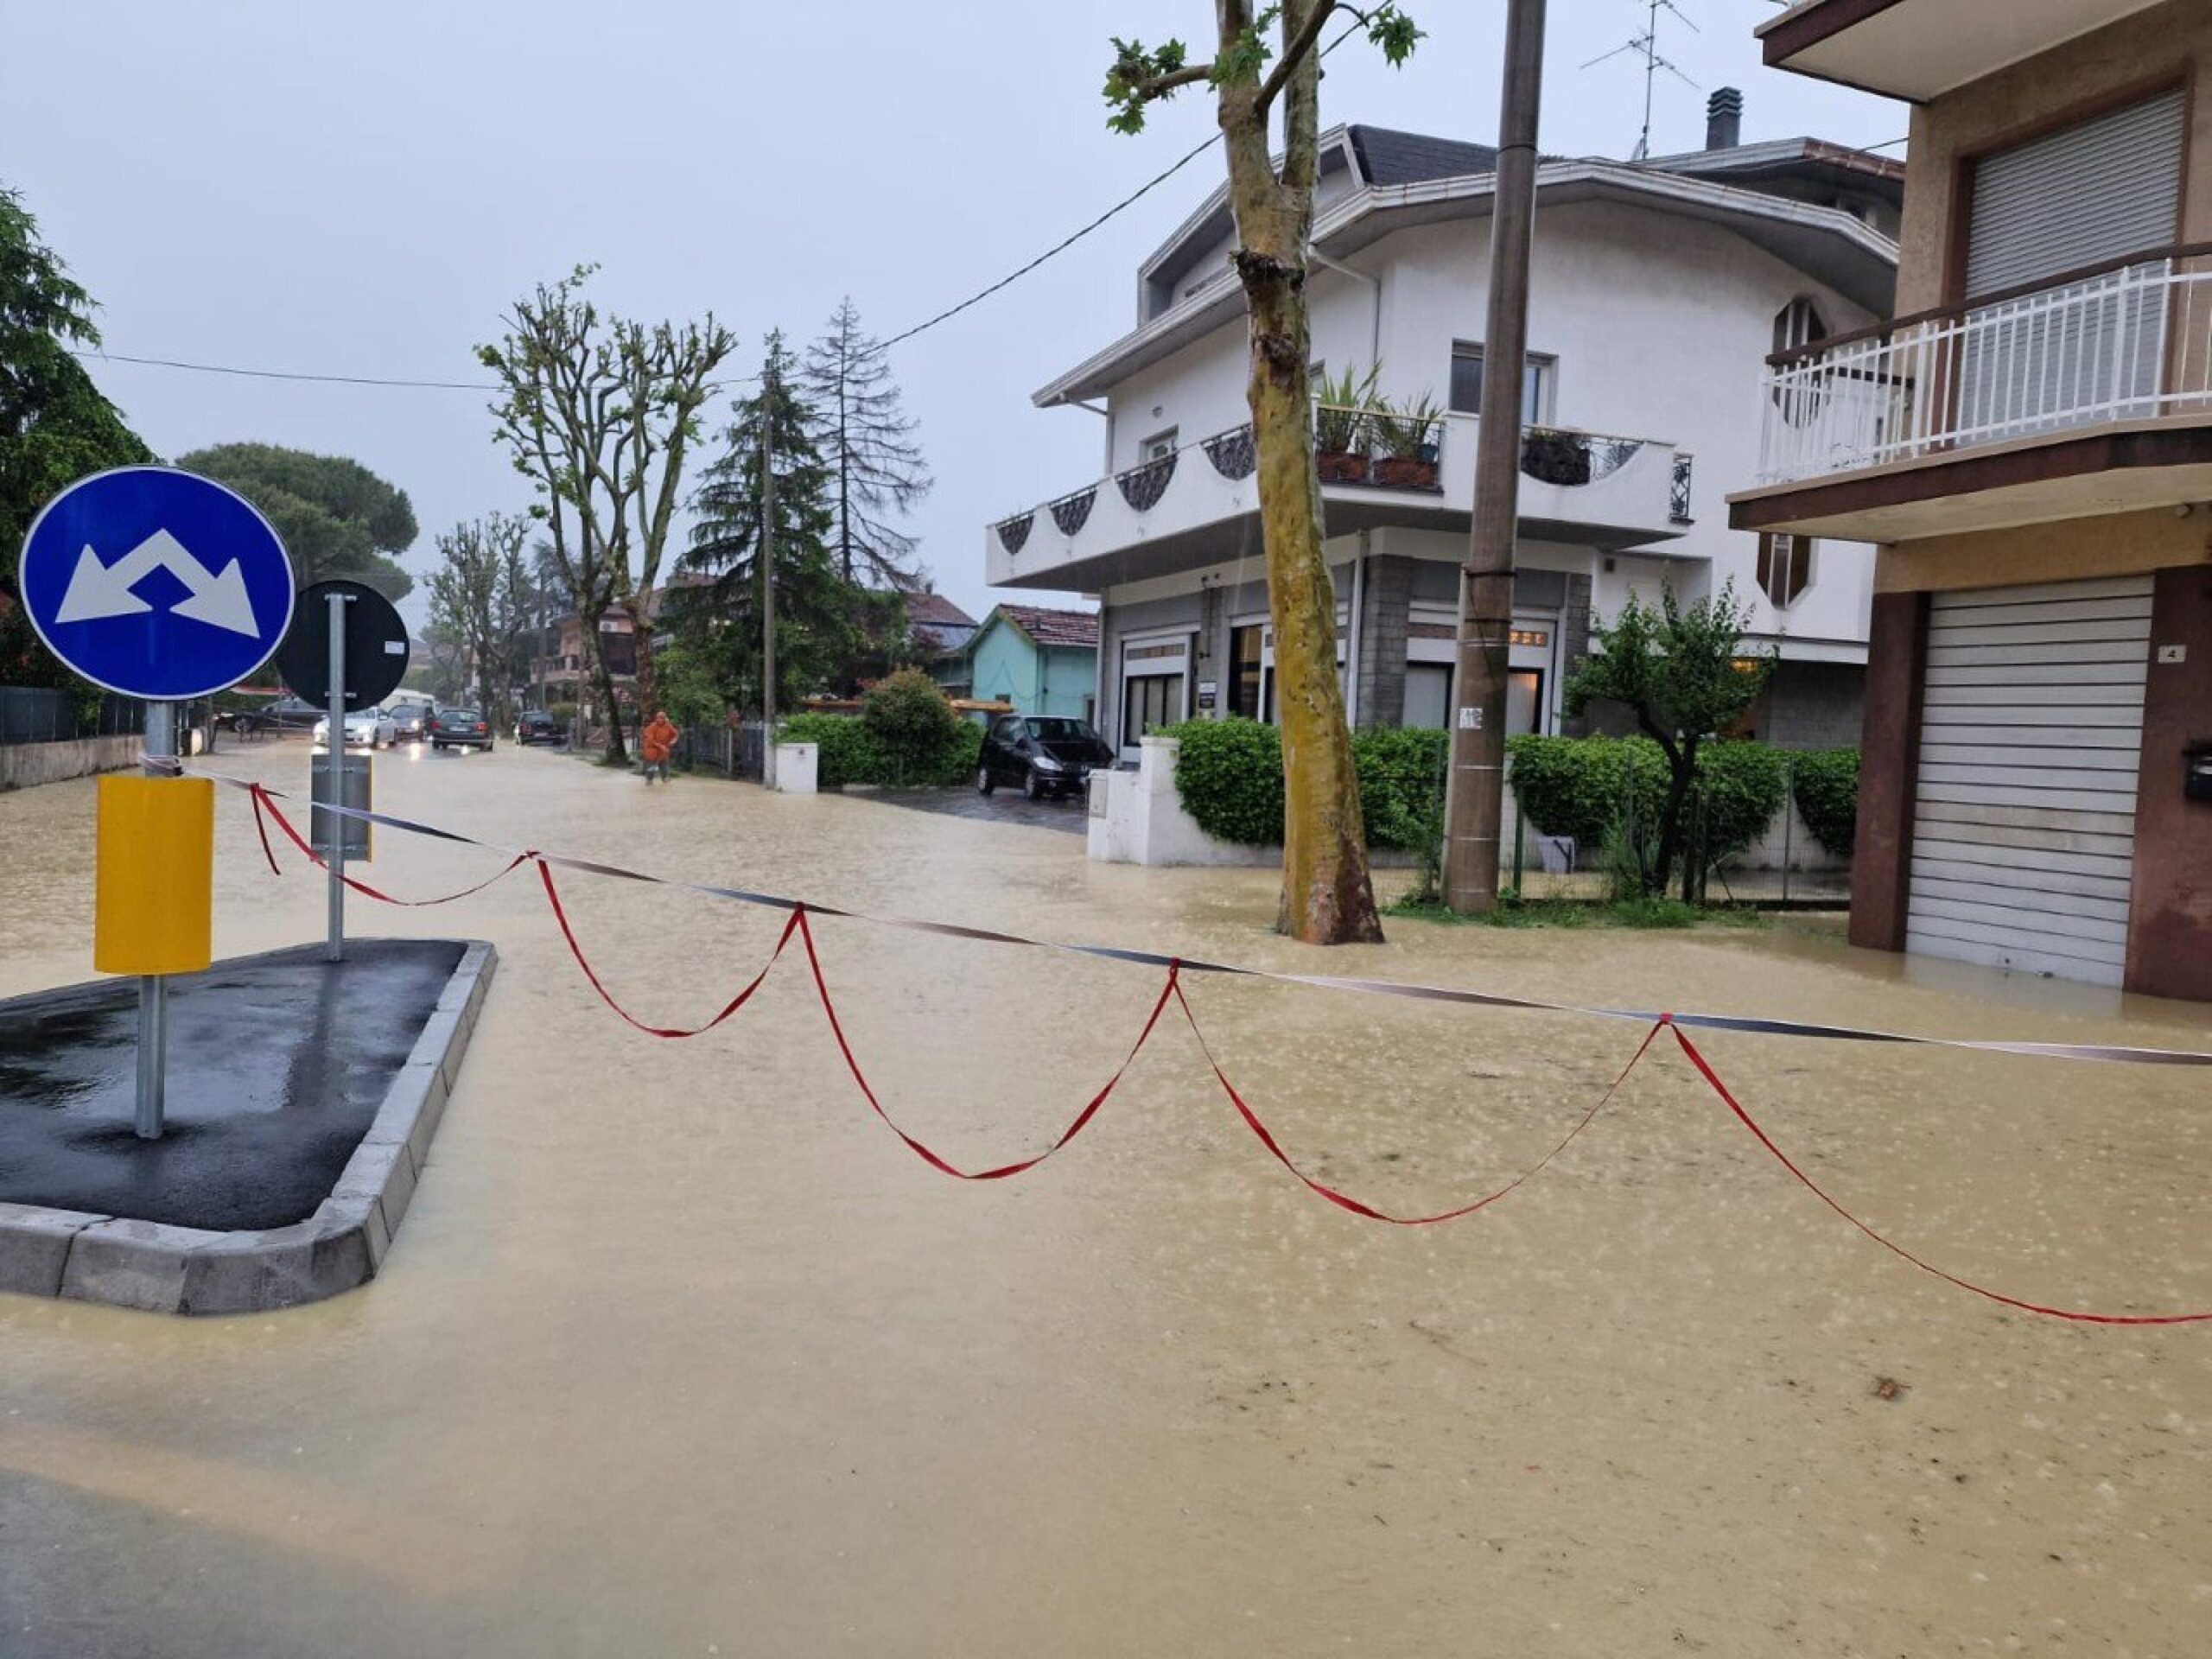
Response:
1444,0,1548,913
760,357,778,788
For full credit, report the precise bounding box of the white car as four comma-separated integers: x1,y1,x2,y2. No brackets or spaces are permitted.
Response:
313,708,397,749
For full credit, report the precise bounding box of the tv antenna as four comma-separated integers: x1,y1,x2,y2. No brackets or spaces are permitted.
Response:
1582,0,1700,161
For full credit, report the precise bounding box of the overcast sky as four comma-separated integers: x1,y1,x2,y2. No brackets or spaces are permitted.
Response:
3,2,1901,627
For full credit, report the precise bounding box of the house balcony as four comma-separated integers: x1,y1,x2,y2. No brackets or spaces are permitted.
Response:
1732,244,2212,543
988,407,1692,592
1758,0,2162,105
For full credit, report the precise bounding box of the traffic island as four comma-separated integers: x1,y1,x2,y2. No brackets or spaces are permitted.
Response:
0,938,494,1314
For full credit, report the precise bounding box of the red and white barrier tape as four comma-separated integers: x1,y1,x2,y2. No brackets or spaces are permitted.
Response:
220,772,2212,1325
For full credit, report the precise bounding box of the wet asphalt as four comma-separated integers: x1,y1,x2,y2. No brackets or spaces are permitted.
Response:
0,939,459,1230
858,783,1089,834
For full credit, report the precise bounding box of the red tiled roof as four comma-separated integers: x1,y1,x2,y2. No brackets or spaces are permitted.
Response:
998,605,1098,649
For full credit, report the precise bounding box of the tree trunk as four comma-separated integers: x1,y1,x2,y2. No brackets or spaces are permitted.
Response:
625,596,657,725
1651,737,1698,897
1221,79,1382,944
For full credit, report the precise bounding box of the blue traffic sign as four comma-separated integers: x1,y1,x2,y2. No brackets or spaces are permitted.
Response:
18,466,296,701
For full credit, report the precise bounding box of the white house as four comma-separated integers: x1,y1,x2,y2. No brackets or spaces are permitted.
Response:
982,97,1902,763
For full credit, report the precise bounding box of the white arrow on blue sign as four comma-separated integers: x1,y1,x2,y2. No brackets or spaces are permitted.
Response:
18,466,296,701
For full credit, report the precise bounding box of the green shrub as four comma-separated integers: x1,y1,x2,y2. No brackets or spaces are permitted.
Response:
778,709,981,789
1350,726,1448,852
1790,747,1860,856
1697,741,1789,865
545,701,578,728
1162,717,1283,845
1505,734,1665,848
861,668,964,785
1156,719,1449,852
776,713,886,789
1506,734,1787,866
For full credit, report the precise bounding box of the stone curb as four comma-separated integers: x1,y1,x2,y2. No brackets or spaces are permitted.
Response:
0,940,497,1317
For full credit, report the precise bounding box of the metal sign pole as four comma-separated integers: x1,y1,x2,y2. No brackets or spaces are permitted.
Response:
325,589,349,963
133,698,175,1139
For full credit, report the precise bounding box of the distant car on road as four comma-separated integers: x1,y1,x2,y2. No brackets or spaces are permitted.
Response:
976,715,1114,801
514,709,563,746
429,707,495,752
385,700,434,741
313,708,397,749
257,695,324,733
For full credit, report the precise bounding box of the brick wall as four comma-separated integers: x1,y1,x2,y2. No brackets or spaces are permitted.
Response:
1356,555,1413,728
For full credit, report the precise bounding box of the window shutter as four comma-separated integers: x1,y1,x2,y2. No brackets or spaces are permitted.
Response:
1966,91,2183,297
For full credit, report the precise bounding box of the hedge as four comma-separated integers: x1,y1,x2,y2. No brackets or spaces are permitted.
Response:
1504,734,1795,866
1789,747,1859,856
1155,719,1446,850
775,711,981,789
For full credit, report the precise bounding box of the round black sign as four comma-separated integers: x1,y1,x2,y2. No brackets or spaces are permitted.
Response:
273,580,411,712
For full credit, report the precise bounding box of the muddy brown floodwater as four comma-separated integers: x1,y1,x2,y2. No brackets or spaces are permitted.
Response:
2,742,2208,1656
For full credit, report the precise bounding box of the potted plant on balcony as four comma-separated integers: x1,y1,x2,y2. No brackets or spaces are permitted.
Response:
1313,364,1381,484
1519,425,1592,486
1370,393,1443,489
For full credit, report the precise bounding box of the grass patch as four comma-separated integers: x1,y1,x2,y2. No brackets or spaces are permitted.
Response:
1386,894,1767,931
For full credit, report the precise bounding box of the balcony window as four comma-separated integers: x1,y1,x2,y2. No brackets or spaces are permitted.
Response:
1141,428,1178,462
1957,89,2183,440
1758,533,1813,610
1449,345,1552,423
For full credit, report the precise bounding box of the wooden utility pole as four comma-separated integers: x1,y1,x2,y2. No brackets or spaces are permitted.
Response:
1444,0,1547,912
760,356,779,787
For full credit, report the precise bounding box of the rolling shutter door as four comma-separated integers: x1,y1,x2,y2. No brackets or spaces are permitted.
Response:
1907,576,2150,986
1958,91,2183,439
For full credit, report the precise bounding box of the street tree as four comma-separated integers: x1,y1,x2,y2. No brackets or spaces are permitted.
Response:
0,186,154,691
480,267,734,761
1562,579,1775,895
801,297,931,588
425,511,533,725
1104,2,1420,945
678,334,899,711
178,442,418,601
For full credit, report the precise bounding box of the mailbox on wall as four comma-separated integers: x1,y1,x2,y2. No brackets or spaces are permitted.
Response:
2187,739,2212,804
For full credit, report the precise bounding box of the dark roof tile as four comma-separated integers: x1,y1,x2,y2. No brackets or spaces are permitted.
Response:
1347,125,1498,186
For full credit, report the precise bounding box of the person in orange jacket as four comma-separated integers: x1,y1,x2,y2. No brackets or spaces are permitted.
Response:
640,709,679,785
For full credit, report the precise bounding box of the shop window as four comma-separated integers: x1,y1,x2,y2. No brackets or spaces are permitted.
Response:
1230,625,1265,721
1403,663,1451,730
1122,673,1184,745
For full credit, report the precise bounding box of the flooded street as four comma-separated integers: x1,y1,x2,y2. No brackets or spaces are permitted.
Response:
2,742,2208,1656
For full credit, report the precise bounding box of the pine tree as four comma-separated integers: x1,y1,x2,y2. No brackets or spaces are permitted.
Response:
801,297,932,589
678,333,899,711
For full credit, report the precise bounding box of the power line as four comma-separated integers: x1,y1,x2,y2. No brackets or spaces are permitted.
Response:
72,349,499,391
72,347,760,394
881,129,1222,350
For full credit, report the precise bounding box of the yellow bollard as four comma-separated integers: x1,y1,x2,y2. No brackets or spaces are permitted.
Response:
94,776,214,976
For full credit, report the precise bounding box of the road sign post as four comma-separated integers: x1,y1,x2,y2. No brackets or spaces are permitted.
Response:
19,466,296,1141
135,700,175,1137
325,589,351,962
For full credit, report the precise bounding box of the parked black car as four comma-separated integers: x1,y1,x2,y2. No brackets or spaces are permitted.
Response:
429,707,495,752
515,709,563,746
976,715,1114,801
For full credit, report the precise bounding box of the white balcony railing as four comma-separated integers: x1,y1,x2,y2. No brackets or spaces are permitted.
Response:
1756,246,2212,486
988,406,1688,588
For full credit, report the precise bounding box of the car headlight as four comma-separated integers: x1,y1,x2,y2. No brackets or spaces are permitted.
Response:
1032,754,1064,773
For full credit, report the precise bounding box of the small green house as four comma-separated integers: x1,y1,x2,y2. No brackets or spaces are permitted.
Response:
963,605,1099,723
